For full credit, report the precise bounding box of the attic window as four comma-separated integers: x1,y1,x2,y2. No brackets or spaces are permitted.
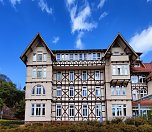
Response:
37,53,42,62
113,51,120,55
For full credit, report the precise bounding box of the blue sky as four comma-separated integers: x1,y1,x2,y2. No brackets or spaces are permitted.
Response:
0,0,152,88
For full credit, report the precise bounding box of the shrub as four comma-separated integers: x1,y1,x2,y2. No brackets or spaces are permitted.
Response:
111,117,123,124
137,124,152,132
125,117,148,127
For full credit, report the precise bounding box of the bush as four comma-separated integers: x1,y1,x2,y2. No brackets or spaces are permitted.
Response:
111,117,123,124
137,124,152,132
125,117,148,126
0,120,24,126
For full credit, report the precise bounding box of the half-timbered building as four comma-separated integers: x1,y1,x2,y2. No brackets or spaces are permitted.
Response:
20,33,152,123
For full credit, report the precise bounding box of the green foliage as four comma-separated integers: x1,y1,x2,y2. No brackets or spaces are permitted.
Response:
125,117,148,126
111,117,124,124
0,73,25,120
1,119,152,132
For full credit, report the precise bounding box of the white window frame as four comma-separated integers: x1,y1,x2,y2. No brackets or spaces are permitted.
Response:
69,86,74,97
37,53,43,62
95,70,100,80
96,104,102,117
111,86,115,95
69,54,73,61
69,71,74,81
56,86,62,97
82,71,87,80
43,53,47,62
37,68,42,78
122,86,126,95
33,53,36,62
56,54,61,61
124,65,128,75
95,87,101,96
82,104,88,117
69,104,75,117
43,68,46,78
32,68,36,78
56,72,62,81
82,86,87,97
112,104,126,117
31,103,45,116
56,104,62,117
32,85,45,96
112,65,116,75
116,86,120,95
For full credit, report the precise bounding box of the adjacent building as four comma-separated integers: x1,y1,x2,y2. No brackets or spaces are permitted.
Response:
20,33,152,123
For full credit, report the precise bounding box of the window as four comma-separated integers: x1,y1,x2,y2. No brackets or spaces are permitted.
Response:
82,86,87,97
82,71,87,80
32,85,45,95
97,53,101,60
61,54,64,60
69,86,74,97
95,71,100,80
111,86,115,95
33,53,36,61
43,53,47,61
79,54,82,60
140,89,147,98
139,76,146,83
88,53,92,60
122,86,126,95
65,54,69,60
56,86,62,97
75,54,78,60
37,53,42,62
69,71,74,81
96,87,101,96
116,86,120,95
37,68,42,78
33,68,36,78
112,65,128,75
132,89,138,100
57,72,62,81
31,104,45,116
131,76,138,83
84,53,87,60
69,105,75,117
112,65,116,75
96,104,101,117
82,104,88,117
56,54,61,61
112,104,126,117
56,104,62,117
43,68,46,78
124,65,128,75
93,53,97,60
70,54,73,61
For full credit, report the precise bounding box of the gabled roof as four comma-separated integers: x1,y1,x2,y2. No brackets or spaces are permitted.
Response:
20,33,55,64
103,33,139,60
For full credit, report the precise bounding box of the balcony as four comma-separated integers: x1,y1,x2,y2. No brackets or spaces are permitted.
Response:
111,55,129,62
53,60,105,69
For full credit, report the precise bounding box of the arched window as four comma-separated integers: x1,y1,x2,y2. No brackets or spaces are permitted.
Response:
32,85,45,95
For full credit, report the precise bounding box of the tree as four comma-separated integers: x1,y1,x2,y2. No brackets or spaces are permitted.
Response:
0,98,4,119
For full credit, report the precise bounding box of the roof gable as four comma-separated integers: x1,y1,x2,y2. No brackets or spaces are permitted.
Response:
20,33,55,64
104,34,139,62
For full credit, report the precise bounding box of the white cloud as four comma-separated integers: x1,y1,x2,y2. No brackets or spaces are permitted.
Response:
76,32,84,49
66,1,97,33
52,36,60,44
99,11,108,20
9,0,21,7
147,0,152,2
129,25,152,55
38,0,52,14
98,0,106,8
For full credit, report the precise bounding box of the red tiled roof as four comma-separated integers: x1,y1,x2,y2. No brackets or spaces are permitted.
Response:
132,100,152,106
131,62,152,73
